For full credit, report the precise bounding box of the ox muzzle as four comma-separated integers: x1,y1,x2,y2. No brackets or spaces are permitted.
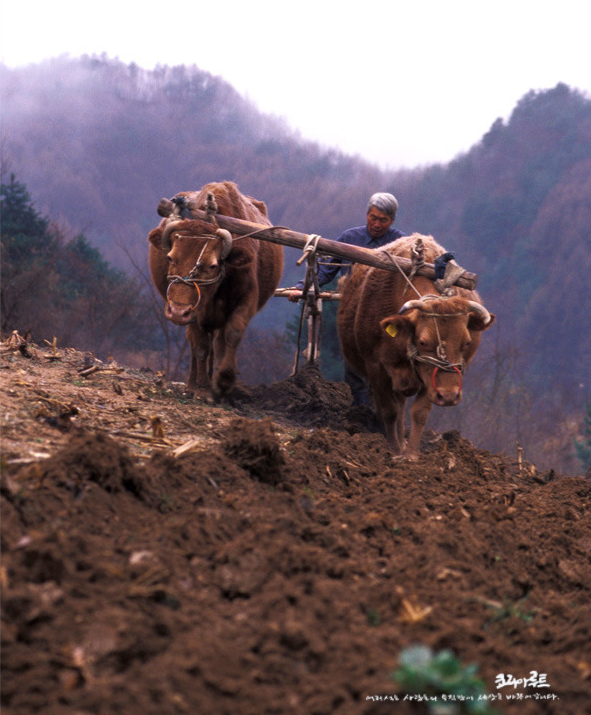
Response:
165,278,201,325
430,364,463,406
407,342,465,406
163,228,234,325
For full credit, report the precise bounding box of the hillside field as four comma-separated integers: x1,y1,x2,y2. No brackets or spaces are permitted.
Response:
1,341,589,715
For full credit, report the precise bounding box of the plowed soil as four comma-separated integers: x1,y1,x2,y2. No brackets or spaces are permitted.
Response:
1,343,589,715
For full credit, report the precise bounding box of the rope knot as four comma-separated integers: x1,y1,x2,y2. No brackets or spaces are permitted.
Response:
297,234,322,266
205,193,218,223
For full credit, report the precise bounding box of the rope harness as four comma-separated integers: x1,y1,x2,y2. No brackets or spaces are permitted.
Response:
402,294,467,393
166,234,227,288
380,242,468,391
165,234,227,317
166,277,201,312
165,193,228,303
406,237,425,290
164,219,289,310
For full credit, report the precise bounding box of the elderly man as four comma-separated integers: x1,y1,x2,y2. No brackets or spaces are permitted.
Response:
292,192,404,292
290,192,405,406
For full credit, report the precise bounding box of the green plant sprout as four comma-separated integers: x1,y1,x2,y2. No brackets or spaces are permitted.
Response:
366,607,381,626
484,593,538,627
392,645,496,714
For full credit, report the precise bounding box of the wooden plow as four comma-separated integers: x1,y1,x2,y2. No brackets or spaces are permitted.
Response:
157,200,478,373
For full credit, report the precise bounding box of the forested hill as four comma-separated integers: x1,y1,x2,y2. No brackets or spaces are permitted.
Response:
400,83,591,386
0,55,385,269
1,56,590,471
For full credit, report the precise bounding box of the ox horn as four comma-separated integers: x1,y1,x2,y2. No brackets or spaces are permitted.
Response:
467,301,492,325
157,198,174,218
216,228,233,260
161,219,184,253
398,300,426,314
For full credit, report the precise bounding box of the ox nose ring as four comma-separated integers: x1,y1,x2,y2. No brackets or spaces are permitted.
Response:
431,365,463,394
166,279,201,313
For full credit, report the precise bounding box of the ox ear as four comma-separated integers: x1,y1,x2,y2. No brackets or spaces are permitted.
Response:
379,315,414,363
225,245,252,268
468,312,496,332
380,315,413,341
148,228,164,250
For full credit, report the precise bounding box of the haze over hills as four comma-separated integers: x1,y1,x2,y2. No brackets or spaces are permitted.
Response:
1,55,590,471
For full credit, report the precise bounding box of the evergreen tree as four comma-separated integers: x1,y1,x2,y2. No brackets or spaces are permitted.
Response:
1,174,51,246
1,175,60,333
1,175,158,357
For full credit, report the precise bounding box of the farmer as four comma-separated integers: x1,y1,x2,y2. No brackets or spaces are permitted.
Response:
289,192,405,406
290,192,404,293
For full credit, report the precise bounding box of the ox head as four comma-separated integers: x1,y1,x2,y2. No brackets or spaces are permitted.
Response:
148,219,238,326
380,295,495,407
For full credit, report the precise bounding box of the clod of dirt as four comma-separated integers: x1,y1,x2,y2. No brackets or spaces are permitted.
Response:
23,431,154,502
344,405,384,435
237,363,352,428
222,417,285,484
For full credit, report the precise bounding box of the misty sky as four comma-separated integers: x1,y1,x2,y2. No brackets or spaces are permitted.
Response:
1,0,589,169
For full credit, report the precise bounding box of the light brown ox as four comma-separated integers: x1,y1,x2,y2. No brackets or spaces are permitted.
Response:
148,181,283,397
337,234,495,460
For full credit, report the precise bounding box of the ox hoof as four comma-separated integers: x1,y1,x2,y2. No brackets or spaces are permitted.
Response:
213,368,236,397
390,447,420,463
186,384,214,403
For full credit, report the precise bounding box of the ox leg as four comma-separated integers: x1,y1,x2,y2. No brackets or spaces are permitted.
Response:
186,325,212,393
212,318,249,397
384,397,407,454
372,385,406,454
406,391,433,460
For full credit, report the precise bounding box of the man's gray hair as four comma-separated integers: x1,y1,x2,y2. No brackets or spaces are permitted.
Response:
367,192,399,219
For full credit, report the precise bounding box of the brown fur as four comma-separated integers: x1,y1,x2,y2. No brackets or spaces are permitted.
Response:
337,233,495,459
148,181,283,396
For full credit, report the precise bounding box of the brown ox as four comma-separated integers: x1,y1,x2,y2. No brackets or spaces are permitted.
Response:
337,234,495,460
148,181,283,397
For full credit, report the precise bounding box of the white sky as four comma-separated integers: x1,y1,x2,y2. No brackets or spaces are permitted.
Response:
1,0,589,169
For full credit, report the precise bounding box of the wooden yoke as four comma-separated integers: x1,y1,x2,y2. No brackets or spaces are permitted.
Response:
157,199,479,290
